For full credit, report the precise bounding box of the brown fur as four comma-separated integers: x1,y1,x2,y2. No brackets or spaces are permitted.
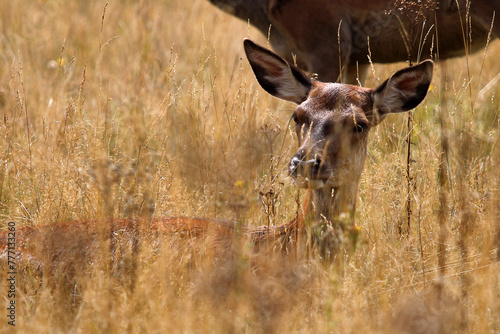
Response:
210,0,499,83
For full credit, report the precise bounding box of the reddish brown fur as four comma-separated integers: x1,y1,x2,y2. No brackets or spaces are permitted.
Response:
0,215,305,252
210,0,499,83
0,202,310,270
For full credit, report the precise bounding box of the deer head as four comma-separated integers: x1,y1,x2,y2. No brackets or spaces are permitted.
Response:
244,39,433,221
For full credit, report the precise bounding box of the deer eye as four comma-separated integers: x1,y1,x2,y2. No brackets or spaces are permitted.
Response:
353,123,367,134
292,113,299,124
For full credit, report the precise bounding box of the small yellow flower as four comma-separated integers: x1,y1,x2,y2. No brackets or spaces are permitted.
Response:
57,57,66,67
428,84,435,92
234,180,244,188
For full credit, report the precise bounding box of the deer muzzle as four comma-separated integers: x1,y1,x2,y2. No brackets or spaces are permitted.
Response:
289,156,326,189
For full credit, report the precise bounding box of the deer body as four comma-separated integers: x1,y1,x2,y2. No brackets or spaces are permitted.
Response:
210,0,497,83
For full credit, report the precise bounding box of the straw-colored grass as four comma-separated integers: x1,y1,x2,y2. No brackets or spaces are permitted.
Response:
0,0,499,332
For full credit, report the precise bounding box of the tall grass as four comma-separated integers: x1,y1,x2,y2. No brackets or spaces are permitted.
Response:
0,0,499,332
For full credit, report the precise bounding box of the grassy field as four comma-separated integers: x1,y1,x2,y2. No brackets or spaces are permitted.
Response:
0,0,499,332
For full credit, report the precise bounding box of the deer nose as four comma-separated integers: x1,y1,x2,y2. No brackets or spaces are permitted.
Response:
289,156,321,177
289,157,302,176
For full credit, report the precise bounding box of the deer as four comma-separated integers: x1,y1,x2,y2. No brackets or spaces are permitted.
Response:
243,39,433,255
208,0,497,84
0,39,433,273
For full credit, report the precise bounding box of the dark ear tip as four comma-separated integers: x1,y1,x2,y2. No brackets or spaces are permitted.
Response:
243,39,257,52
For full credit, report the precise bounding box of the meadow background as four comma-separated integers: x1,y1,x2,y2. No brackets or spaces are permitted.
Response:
0,0,499,332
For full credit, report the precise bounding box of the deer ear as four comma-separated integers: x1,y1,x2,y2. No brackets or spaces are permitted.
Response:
244,39,311,104
373,60,433,115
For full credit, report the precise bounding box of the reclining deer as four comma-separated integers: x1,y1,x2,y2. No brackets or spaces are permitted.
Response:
0,40,433,267
209,0,496,83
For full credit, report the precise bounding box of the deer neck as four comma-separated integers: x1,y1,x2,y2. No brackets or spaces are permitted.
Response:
307,180,359,225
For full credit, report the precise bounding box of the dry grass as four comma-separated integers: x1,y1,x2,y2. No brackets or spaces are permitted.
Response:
0,0,499,332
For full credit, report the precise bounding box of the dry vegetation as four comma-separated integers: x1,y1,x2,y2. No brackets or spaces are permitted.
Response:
0,0,499,332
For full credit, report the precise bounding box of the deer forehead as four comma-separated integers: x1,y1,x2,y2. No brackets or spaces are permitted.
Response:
298,82,372,124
